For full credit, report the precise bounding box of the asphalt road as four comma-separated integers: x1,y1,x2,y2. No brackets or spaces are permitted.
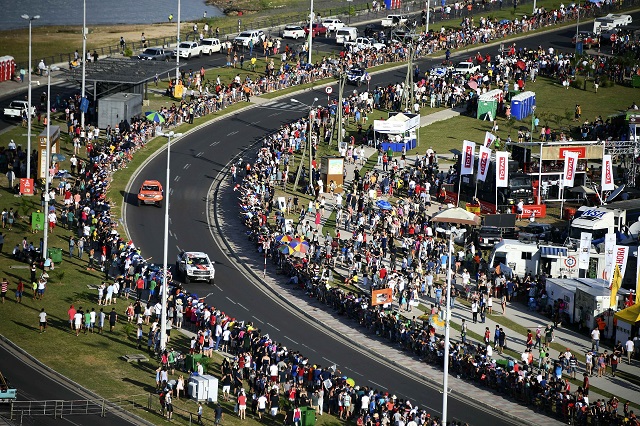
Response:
120,21,616,425
0,341,141,426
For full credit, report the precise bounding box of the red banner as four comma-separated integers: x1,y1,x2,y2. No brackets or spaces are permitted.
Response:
521,204,547,218
559,146,586,159
371,288,393,306
20,178,34,195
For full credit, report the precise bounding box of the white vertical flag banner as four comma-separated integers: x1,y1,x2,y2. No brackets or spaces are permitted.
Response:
496,151,509,188
614,245,629,283
460,140,476,175
601,154,615,191
578,232,592,270
563,151,579,188
603,233,616,283
484,132,496,148
477,145,492,182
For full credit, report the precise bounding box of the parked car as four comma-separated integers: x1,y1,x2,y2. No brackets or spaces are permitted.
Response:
282,25,306,39
200,38,223,54
518,223,553,242
172,41,203,59
346,67,368,86
572,31,599,47
322,19,345,32
234,30,265,47
3,100,35,119
381,14,408,27
304,23,327,36
137,47,171,61
477,226,504,249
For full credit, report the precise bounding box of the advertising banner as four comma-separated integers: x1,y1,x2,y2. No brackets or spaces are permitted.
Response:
460,140,476,175
601,154,615,191
484,132,496,148
496,151,509,188
31,212,45,231
20,178,34,195
477,145,491,182
563,151,579,187
371,288,393,306
578,232,592,270
603,233,616,283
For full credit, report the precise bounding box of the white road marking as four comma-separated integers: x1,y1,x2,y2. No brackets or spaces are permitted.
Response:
250,121,260,125
267,112,281,117
174,175,180,182
368,380,385,389
252,316,264,323
322,357,337,365
301,343,316,352
210,141,220,147
226,296,236,304
267,322,281,331
284,335,299,345
169,230,173,237
170,188,174,195
196,152,204,157
214,284,224,292
237,303,249,311
183,163,191,169
227,131,238,136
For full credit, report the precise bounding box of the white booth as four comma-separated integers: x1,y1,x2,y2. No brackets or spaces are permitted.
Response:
373,112,420,153
574,278,625,332
188,374,218,402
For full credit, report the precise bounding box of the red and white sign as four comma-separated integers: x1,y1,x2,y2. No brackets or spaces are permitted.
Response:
601,154,615,191
484,131,496,148
460,140,475,175
496,151,509,188
563,151,578,187
520,204,547,218
477,145,491,182
614,245,629,281
559,146,586,159
20,178,34,195
564,256,577,269
325,87,333,94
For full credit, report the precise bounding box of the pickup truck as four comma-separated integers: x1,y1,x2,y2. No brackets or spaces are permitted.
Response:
381,14,408,27
3,100,35,119
234,30,265,47
137,47,171,61
200,38,223,54
453,61,480,75
345,37,386,51
173,41,203,59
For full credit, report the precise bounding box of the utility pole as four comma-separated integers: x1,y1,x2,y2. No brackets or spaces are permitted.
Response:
335,73,346,148
81,0,87,130
402,44,415,111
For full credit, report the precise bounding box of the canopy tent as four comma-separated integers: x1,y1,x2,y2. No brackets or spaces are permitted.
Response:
373,112,420,152
614,304,640,324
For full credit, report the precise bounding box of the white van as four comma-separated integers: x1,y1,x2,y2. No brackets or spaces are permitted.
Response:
604,13,632,25
336,27,358,45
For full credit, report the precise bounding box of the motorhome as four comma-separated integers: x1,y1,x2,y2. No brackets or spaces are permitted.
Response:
489,239,607,279
593,14,632,34
568,206,626,245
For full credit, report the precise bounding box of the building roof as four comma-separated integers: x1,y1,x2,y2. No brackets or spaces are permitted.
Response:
66,58,177,85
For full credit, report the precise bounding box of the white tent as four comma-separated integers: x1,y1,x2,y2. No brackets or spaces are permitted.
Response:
373,112,420,152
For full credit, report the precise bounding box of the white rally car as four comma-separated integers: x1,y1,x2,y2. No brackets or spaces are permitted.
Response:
176,251,215,284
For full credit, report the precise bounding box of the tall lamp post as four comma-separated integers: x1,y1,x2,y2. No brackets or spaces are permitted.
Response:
308,0,314,65
42,66,60,260
158,131,182,351
176,0,182,85
21,14,40,183
291,97,318,192
431,207,480,425
81,0,87,129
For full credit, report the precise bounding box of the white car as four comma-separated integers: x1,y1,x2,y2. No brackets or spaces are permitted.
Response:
282,25,306,39
176,251,216,284
200,38,222,55
234,30,265,47
453,61,480,75
322,19,345,32
173,41,202,59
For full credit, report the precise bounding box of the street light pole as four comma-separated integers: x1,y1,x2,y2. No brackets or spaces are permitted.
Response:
42,66,59,259
159,131,181,351
308,0,314,65
176,0,181,85
441,228,453,425
22,14,40,183
81,0,87,129
291,98,318,193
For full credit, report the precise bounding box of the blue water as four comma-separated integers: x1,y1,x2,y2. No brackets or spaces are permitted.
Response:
3,0,224,30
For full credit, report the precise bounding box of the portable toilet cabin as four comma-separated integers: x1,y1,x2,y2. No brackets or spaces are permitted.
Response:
510,93,525,120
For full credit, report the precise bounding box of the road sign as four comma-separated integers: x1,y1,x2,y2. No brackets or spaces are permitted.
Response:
365,74,371,81
325,87,333,94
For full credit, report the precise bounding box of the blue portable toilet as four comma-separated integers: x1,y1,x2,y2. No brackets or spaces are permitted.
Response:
511,96,524,120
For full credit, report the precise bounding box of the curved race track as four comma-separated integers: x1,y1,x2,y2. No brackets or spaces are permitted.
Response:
124,20,616,425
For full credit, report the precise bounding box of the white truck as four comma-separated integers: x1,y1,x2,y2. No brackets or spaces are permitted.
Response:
381,14,408,27
344,37,386,51
593,14,632,34
3,100,35,119
453,61,480,75
568,206,626,246
173,41,203,59
200,38,222,55
176,251,216,284
335,27,358,45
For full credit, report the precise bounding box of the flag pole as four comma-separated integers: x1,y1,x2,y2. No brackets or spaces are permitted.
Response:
457,163,462,207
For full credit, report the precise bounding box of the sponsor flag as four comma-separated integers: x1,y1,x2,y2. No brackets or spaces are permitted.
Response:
578,232,592,270
460,140,476,175
608,245,629,287
603,233,616,283
484,132,496,148
601,154,615,191
496,151,509,188
477,145,492,182
371,288,393,306
636,246,640,304
610,264,622,308
563,151,579,187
